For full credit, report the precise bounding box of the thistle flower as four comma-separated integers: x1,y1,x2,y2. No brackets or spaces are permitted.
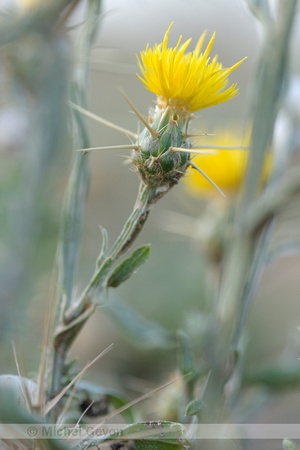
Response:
77,25,246,194
132,24,246,190
137,23,246,119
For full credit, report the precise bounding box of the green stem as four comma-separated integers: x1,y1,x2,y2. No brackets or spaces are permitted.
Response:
50,181,157,410
231,219,275,348
64,182,155,324
109,183,155,259
242,0,297,208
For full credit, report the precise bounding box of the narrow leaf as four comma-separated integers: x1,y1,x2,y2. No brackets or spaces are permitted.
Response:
81,421,188,448
185,398,206,416
103,296,174,349
283,439,299,450
177,331,195,377
107,245,150,288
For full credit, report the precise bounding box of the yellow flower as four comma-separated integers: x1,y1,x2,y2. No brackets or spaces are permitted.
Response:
17,0,41,9
17,0,44,10
184,127,272,196
137,23,246,117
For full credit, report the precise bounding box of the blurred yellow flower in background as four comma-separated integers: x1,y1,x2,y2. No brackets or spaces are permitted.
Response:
184,127,271,197
137,23,246,118
17,0,40,8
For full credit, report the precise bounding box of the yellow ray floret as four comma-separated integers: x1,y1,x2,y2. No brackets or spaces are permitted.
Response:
137,23,246,115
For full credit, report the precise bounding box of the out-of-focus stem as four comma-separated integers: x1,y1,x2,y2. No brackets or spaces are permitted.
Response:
203,0,298,422
49,0,102,406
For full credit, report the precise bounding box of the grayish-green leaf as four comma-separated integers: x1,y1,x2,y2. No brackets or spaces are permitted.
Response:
185,398,206,416
50,0,103,398
244,0,272,27
79,421,188,449
283,439,300,450
177,331,195,377
129,440,186,449
107,245,150,288
58,149,90,314
243,363,300,389
103,296,174,349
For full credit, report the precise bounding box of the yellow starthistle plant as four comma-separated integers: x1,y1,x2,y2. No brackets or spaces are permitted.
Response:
132,23,246,191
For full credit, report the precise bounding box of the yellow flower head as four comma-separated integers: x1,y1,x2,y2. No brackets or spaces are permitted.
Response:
137,23,246,117
17,0,40,8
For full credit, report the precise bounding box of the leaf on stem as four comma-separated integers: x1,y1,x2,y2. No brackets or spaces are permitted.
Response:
176,331,195,378
107,245,150,288
103,296,174,349
282,439,299,450
81,421,189,448
185,398,206,416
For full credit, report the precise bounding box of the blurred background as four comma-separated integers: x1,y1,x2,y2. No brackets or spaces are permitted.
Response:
1,0,300,438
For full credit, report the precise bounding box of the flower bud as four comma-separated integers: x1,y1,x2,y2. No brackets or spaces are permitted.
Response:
132,108,190,188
